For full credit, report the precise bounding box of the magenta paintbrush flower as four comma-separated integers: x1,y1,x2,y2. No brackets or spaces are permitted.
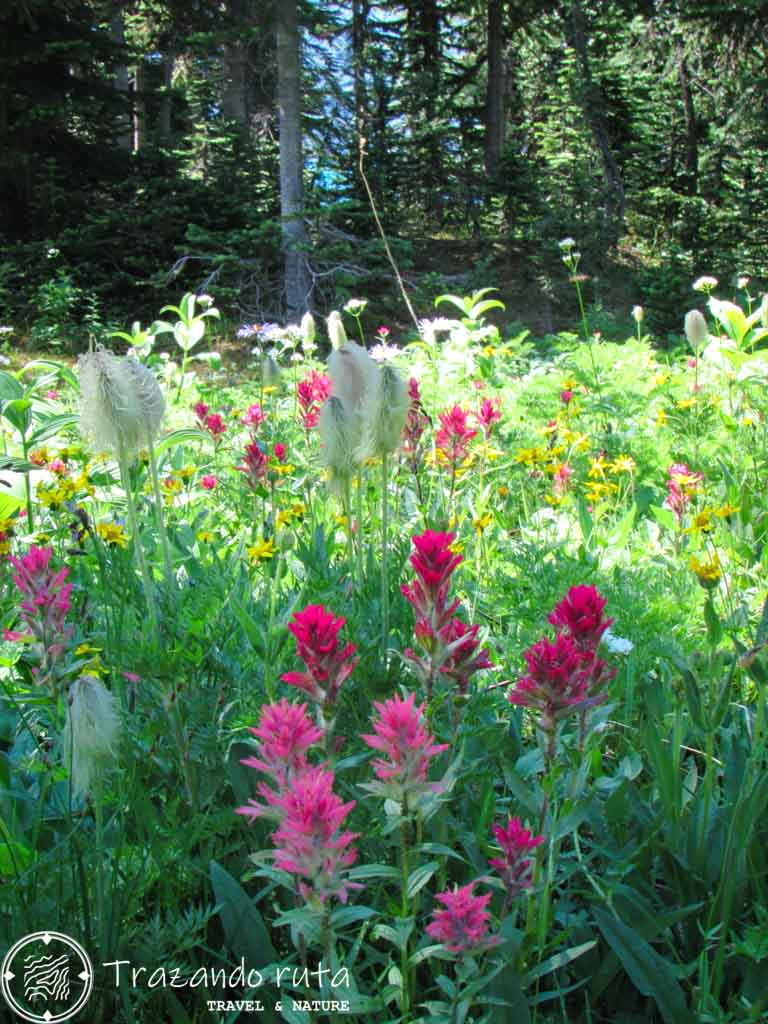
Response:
236,700,325,822
4,546,73,685
401,530,461,630
438,617,494,694
507,632,594,732
361,691,448,803
475,397,501,438
436,404,477,464
425,882,498,954
548,584,613,653
270,764,361,904
489,817,544,898
237,441,268,491
281,604,358,710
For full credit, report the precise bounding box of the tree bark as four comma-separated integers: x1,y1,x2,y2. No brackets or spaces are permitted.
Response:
566,0,625,243
485,0,505,179
678,47,698,196
223,0,250,126
276,0,312,318
109,3,132,151
133,60,146,153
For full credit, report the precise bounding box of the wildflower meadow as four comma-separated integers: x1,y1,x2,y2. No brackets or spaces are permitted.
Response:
2,275,768,1024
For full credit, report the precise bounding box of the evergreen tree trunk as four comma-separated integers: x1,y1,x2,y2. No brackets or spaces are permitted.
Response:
223,0,250,127
352,0,369,139
566,0,625,244
678,48,698,196
276,0,312,318
109,3,132,151
133,61,147,153
158,52,175,143
485,0,505,179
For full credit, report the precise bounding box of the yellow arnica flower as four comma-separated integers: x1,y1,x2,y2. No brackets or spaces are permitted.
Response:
291,502,306,519
689,554,721,589
498,485,509,498
0,517,16,532
610,454,636,474
276,509,293,528
588,456,608,480
683,509,714,535
473,513,492,534
713,503,739,518
656,409,667,425
196,530,215,544
178,465,196,482
677,397,696,410
248,538,276,562
96,522,128,548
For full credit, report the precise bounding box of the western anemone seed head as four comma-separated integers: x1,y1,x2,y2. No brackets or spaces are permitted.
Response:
261,352,281,385
301,311,316,346
684,310,708,350
358,363,410,460
78,348,144,457
318,396,356,492
63,675,120,798
326,310,347,351
327,338,379,414
121,354,165,443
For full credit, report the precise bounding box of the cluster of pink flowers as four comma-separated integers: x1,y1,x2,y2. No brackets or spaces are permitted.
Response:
436,404,477,466
281,604,358,714
665,463,704,523
426,814,544,954
361,691,447,805
236,701,360,905
236,441,268,491
3,546,73,686
193,401,226,443
507,585,615,734
401,530,493,698
241,402,264,430
402,377,430,477
201,474,218,491
474,397,501,439
297,370,331,431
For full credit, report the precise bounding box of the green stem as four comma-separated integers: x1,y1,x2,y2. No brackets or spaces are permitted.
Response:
342,475,355,589
400,812,411,1021
117,444,158,636
22,437,33,531
381,452,390,664
146,434,173,585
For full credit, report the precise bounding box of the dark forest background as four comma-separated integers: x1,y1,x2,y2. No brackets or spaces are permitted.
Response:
2,0,767,342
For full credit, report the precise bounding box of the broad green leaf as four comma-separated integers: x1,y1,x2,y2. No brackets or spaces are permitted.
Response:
0,371,23,400
593,908,694,1024
1,398,32,436
486,964,531,1024
406,860,438,898
27,413,78,447
209,860,276,968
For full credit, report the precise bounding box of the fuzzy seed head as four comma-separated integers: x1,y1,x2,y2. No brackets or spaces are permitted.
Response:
63,675,120,797
318,396,356,492
78,348,144,457
358,363,410,460
121,354,165,443
327,311,347,350
684,310,708,350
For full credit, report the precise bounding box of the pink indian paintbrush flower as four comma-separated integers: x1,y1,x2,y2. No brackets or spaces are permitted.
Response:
201,474,218,490
236,700,325,822
273,442,287,463
237,441,268,491
425,882,498,954
402,378,430,475
548,584,613,653
489,817,544,898
361,691,448,803
4,546,73,685
475,397,501,438
436,404,477,464
438,617,494,694
203,412,226,442
242,403,265,429
281,604,358,710
270,764,361,904
192,401,209,424
400,530,462,630
665,463,703,524
507,632,594,732
297,370,331,430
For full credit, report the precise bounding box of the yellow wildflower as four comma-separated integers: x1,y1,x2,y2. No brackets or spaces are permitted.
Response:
654,372,670,387
74,472,95,498
291,502,306,519
96,522,128,548
610,454,636,474
276,509,293,528
498,485,509,498
656,409,667,426
743,411,758,427
178,465,196,482
247,538,276,563
677,397,696,410
683,509,713,535
473,513,492,534
0,517,16,532
588,455,608,480
483,345,496,357
196,530,215,544
273,463,294,476
713,503,739,518
688,554,721,589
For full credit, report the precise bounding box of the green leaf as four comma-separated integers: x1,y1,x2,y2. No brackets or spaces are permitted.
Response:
0,371,23,401
27,413,78,447
406,860,438,898
209,860,276,968
593,908,694,1024
1,399,32,437
527,941,596,980
153,428,208,457
485,964,531,1024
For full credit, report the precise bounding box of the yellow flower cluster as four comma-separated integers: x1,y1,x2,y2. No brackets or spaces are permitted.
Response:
96,522,128,549
247,537,276,563
688,554,721,589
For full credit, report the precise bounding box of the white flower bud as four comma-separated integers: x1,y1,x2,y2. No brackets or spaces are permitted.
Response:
326,311,347,350
684,310,708,350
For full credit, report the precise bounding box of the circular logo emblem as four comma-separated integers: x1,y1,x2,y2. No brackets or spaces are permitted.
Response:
1,932,93,1023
